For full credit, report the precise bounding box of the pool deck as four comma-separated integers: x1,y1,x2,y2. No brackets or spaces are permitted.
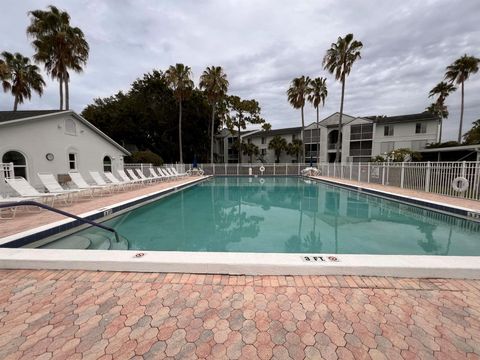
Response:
311,176,480,212
1,269,479,359
0,177,205,239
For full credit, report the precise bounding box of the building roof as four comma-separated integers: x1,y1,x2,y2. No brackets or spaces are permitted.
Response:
418,144,480,153
368,112,439,124
0,110,130,155
243,126,301,138
0,110,64,123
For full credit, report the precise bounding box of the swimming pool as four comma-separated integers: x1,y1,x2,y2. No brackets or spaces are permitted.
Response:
41,176,480,256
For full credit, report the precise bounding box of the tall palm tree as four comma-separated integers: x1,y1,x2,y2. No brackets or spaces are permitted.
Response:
323,33,363,162
199,66,229,163
27,5,89,110
1,52,45,111
444,54,480,142
287,75,311,162
0,60,11,107
165,63,194,163
268,135,287,163
307,77,328,163
428,81,456,142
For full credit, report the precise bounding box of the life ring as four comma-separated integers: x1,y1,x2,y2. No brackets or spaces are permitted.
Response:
259,165,265,173
259,178,265,185
452,177,469,192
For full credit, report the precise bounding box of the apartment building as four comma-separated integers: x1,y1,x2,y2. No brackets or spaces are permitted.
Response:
214,112,440,163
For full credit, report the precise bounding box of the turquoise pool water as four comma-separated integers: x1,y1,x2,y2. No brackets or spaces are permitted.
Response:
43,177,480,255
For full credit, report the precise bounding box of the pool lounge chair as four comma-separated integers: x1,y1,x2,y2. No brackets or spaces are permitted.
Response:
117,170,144,187
169,167,188,178
104,172,132,190
165,168,180,179
69,172,110,196
126,169,149,185
149,168,164,182
157,168,176,181
0,193,40,219
89,171,122,192
134,168,154,184
38,173,85,201
5,177,67,206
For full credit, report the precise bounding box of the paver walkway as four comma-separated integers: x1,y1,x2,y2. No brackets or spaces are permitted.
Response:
1,270,479,359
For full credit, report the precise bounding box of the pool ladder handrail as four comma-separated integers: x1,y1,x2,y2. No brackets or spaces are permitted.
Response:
0,200,120,243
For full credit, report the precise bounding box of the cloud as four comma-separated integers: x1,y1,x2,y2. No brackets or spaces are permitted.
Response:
1,0,479,140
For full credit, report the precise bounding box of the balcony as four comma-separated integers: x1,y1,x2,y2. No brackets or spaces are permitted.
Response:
328,143,338,150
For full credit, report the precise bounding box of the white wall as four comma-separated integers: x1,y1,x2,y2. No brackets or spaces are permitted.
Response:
0,113,127,189
372,120,439,156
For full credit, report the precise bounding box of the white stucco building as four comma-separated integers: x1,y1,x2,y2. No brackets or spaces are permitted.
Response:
0,110,130,190
222,111,440,163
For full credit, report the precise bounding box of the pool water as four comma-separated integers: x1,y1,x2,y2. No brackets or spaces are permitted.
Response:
43,177,480,255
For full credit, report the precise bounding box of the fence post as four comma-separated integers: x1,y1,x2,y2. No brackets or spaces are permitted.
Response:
333,162,336,178
225,163,227,175
400,162,405,189
285,163,288,175
381,163,385,185
298,162,300,176
327,163,330,177
213,163,215,175
237,163,239,176
341,163,344,179
367,162,370,183
461,161,466,177
425,161,431,192
358,163,361,182
349,162,353,180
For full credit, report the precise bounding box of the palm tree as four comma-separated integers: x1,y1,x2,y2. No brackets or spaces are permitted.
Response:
307,77,328,163
444,54,480,142
323,33,363,162
1,52,45,111
428,81,456,141
199,66,229,163
287,75,311,162
165,63,194,163
27,5,89,110
286,139,304,163
0,60,11,106
268,135,287,163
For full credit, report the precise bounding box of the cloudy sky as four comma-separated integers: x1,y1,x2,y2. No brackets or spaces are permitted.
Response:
1,0,479,140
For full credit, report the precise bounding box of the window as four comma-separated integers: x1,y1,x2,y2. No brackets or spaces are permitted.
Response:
228,137,234,144
384,125,394,136
261,137,266,145
2,151,27,179
261,149,267,156
350,124,373,140
68,153,77,170
411,140,427,150
64,118,77,136
103,156,112,172
380,142,394,153
415,123,426,134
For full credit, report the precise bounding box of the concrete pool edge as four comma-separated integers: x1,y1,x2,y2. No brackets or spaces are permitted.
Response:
0,248,479,279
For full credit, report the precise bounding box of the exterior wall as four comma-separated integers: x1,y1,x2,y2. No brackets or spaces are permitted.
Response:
372,120,439,156
0,113,127,189
246,131,300,163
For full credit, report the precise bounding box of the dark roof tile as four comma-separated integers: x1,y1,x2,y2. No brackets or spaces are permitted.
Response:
0,110,65,123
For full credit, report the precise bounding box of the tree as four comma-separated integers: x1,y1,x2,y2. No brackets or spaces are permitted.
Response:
286,139,304,163
287,75,310,161
268,135,287,163
241,142,259,163
307,77,328,163
225,95,265,163
445,54,480,142
428,81,456,141
199,66,229,163
463,119,480,145
165,64,194,163
372,148,421,162
0,60,11,106
27,5,89,110
323,33,363,162
1,52,45,111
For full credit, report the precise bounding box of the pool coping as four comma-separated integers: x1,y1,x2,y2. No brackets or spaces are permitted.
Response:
0,175,479,279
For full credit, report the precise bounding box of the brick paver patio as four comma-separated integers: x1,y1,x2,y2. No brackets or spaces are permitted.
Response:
1,270,479,359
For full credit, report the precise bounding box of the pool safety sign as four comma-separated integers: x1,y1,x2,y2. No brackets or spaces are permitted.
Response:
302,255,339,263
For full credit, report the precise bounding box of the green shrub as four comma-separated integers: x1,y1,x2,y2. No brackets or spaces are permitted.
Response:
125,150,164,166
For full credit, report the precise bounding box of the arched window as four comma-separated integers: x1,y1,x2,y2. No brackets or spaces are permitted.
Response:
2,151,27,179
103,156,112,172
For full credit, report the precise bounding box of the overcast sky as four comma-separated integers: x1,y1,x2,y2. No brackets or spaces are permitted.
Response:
1,0,479,140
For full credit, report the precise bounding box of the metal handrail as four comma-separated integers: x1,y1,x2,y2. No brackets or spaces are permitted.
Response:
0,200,120,242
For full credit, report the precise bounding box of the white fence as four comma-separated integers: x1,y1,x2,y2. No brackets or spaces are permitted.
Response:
124,163,186,176
194,161,480,201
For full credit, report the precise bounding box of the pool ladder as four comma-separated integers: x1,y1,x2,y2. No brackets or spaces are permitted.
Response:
0,200,121,243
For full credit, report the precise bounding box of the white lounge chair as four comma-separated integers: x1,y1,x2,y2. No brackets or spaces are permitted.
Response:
0,193,40,219
165,168,180,179
89,171,121,192
158,168,176,180
149,168,164,182
6,177,67,206
169,167,188,178
38,173,84,201
104,172,132,190
117,170,143,187
134,168,154,184
126,169,149,185
69,172,110,196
